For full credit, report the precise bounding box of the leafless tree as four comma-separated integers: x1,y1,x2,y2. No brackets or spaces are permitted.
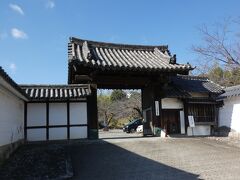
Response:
193,18,240,69
97,91,142,128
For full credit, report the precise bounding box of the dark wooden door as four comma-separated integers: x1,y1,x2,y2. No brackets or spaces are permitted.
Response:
162,110,180,134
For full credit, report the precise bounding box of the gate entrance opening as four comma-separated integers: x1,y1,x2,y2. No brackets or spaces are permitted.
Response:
67,37,201,139
97,89,143,139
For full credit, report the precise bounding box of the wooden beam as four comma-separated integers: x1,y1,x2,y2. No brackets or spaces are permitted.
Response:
46,102,49,140
24,102,27,141
67,101,70,140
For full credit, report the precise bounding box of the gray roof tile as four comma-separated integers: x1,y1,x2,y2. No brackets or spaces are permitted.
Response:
68,37,192,72
219,84,240,98
171,75,223,94
20,84,91,101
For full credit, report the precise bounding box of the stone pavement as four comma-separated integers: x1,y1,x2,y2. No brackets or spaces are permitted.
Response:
70,135,240,180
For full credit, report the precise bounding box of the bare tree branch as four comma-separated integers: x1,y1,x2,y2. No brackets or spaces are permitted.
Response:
193,18,240,68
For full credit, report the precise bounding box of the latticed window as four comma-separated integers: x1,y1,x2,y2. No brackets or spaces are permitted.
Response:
187,104,216,123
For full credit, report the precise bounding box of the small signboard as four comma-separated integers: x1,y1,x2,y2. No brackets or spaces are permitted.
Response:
155,101,160,116
188,115,195,127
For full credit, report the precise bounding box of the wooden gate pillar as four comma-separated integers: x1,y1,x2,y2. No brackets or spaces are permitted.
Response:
87,84,98,139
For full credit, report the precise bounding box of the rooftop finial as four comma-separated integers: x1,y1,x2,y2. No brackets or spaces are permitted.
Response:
170,54,176,64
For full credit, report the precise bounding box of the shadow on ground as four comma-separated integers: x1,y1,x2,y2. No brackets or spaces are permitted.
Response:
0,144,73,180
69,140,200,180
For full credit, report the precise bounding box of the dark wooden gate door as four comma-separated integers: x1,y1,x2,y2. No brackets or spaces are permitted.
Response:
162,110,180,134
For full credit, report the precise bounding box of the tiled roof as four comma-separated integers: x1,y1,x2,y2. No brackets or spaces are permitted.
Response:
0,66,29,100
20,84,91,101
68,37,192,72
171,75,223,94
219,84,240,98
163,87,191,98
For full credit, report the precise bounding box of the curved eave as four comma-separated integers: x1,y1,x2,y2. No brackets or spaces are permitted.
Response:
71,58,192,73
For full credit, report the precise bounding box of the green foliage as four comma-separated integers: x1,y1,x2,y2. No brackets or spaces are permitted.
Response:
110,90,127,101
206,64,240,86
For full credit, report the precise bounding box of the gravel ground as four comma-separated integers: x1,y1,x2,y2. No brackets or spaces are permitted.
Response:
0,144,73,180
2,131,240,180
99,129,142,139
70,131,240,180
207,136,240,148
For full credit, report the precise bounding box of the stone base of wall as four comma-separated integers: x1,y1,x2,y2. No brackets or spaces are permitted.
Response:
0,140,24,164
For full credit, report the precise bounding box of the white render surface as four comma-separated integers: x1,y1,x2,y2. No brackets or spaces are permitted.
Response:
0,86,24,146
49,128,67,140
187,125,211,136
161,98,183,109
27,103,46,126
49,103,67,125
70,102,87,124
27,128,46,141
26,102,88,141
219,96,240,132
70,127,88,139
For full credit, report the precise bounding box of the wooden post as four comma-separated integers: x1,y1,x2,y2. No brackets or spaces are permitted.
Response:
142,85,154,136
24,102,27,141
87,84,98,139
67,101,70,140
46,102,49,140
183,100,188,135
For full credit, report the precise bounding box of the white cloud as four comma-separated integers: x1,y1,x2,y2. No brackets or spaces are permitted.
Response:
9,4,24,15
9,63,17,73
11,28,28,39
46,1,55,9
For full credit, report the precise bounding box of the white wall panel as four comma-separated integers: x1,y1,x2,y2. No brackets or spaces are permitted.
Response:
0,86,24,146
49,103,67,125
49,128,67,140
27,129,46,141
219,97,240,132
70,127,87,139
187,125,211,136
70,102,87,124
27,103,46,126
161,98,183,109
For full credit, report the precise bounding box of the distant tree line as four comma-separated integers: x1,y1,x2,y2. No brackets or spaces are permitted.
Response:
97,90,142,129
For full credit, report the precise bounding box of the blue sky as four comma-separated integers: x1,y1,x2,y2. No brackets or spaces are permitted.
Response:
0,0,240,84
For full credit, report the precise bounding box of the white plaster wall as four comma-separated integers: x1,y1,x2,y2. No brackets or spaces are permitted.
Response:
49,103,67,125
27,103,46,126
70,127,88,139
27,129,46,141
219,96,240,132
27,102,88,141
0,87,24,146
49,128,67,140
70,102,87,124
187,125,211,136
161,98,183,109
